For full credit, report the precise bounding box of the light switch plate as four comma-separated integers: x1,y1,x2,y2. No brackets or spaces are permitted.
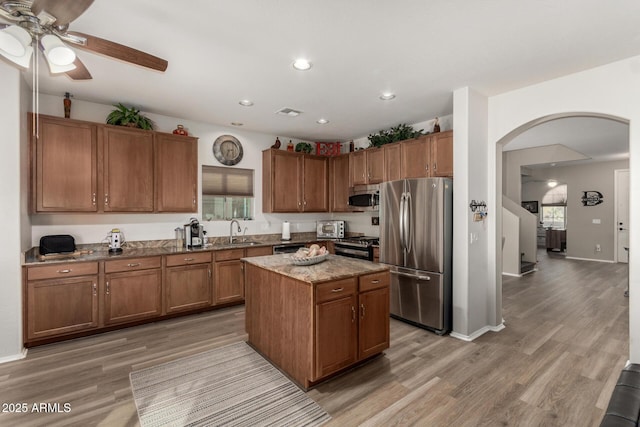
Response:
592,219,601,224
371,216,379,226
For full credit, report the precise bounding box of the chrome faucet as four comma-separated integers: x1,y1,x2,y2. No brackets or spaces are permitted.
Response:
230,219,242,243
242,227,249,242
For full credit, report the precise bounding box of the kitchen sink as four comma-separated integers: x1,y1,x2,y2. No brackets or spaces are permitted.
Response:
229,240,260,246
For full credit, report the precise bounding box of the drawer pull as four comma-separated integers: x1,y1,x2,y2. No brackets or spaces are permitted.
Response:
361,303,365,318
184,258,195,262
371,279,380,284
331,287,344,293
92,283,97,296
57,269,71,274
106,281,110,295
127,263,140,267
351,306,356,322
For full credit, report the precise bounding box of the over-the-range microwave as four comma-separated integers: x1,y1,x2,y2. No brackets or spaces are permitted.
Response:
316,220,345,239
348,184,380,211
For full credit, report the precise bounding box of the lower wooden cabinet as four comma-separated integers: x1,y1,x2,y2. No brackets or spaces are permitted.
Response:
214,246,272,305
358,286,390,359
165,252,213,313
104,268,162,326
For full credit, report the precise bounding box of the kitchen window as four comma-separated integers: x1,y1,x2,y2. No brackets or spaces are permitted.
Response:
202,165,254,220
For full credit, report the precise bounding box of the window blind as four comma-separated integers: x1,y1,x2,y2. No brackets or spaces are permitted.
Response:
202,165,254,197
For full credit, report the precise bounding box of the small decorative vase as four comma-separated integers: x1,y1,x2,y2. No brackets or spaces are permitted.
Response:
63,92,72,119
433,117,440,133
271,137,281,149
173,124,188,136
287,140,294,152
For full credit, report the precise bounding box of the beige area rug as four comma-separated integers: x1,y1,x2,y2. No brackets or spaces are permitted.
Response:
130,341,330,427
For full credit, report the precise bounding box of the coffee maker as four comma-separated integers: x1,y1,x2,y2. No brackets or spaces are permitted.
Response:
184,218,204,248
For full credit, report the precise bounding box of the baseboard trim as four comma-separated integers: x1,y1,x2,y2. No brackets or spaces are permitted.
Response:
0,347,27,365
450,323,505,342
502,272,521,277
565,256,615,263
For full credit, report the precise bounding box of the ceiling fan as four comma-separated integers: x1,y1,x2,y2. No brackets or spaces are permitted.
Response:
0,0,168,80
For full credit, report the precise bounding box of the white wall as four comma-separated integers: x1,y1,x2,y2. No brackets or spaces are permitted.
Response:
502,208,520,275
31,94,339,245
0,63,26,361
488,55,640,362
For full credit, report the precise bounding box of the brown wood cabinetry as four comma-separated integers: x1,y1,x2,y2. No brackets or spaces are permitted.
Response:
32,115,98,212
155,133,198,212
358,272,390,359
400,131,453,178
351,148,384,185
104,258,162,326
30,114,198,214
24,262,99,341
262,149,329,213
102,126,154,212
213,247,272,305
165,252,212,314
329,154,351,212
383,142,402,182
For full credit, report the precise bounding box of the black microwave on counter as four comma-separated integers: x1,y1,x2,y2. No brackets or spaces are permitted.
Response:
348,184,379,211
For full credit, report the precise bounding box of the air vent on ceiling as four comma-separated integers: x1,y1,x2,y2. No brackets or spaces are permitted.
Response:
275,107,302,117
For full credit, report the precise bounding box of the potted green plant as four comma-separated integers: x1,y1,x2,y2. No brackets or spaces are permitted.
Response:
106,103,154,130
368,123,425,148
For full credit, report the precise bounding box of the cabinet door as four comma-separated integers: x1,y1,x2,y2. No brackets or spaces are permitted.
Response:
104,269,162,325
165,264,212,313
103,127,154,212
329,155,351,212
214,260,244,304
34,116,97,212
431,131,453,177
383,143,402,182
303,155,329,212
358,287,390,360
270,151,301,212
351,151,367,185
26,276,98,341
366,148,384,184
401,136,430,178
315,294,358,379
155,133,198,212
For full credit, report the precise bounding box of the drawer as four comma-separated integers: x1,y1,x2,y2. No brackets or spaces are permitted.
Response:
214,248,245,261
27,262,98,281
359,271,390,292
315,278,357,304
105,256,162,273
166,252,212,267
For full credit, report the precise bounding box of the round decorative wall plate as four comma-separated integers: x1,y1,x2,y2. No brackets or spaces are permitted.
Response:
213,135,243,166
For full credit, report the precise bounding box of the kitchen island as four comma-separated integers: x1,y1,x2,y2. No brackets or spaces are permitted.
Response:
243,254,390,389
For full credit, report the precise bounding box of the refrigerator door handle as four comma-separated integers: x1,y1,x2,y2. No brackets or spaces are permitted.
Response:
399,192,406,250
405,191,412,254
390,270,431,281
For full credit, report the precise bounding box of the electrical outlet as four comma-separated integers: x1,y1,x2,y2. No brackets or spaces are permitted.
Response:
596,244,601,252
371,216,379,226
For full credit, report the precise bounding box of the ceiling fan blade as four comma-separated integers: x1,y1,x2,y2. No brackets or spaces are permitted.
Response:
31,0,95,27
67,31,168,72
65,57,92,80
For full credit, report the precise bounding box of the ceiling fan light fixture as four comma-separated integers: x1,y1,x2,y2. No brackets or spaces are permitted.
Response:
46,58,77,74
41,34,76,66
0,25,33,68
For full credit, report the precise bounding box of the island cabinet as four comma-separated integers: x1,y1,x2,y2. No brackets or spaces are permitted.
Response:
24,262,99,342
165,252,212,314
329,154,351,212
103,256,162,326
262,149,329,213
102,126,155,212
351,148,384,185
401,131,453,178
31,115,98,212
244,254,390,389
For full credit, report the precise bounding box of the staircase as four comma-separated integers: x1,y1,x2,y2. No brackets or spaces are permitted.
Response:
520,252,536,275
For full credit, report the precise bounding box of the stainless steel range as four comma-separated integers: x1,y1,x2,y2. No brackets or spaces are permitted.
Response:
333,236,379,261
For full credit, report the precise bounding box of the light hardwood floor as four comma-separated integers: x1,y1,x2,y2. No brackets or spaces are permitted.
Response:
0,251,629,426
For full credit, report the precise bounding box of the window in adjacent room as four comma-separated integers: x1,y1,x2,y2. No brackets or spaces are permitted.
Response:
202,165,254,220
541,184,567,229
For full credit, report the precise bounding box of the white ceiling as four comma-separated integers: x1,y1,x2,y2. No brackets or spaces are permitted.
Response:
7,1,640,145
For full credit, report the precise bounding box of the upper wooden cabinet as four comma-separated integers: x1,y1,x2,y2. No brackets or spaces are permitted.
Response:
262,149,329,213
30,114,199,213
351,148,384,185
102,127,154,212
401,131,453,178
329,154,351,212
155,133,198,212
32,115,98,212
383,142,402,182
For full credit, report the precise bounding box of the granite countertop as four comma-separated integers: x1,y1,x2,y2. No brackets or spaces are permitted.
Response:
242,253,388,284
23,235,333,266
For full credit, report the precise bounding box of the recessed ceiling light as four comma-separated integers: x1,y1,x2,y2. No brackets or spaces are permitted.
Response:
293,59,312,71
231,122,243,126
239,100,254,107
379,93,396,101
316,118,329,124
547,180,558,188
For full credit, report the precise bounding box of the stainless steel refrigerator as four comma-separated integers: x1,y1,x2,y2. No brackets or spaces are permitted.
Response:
379,177,453,334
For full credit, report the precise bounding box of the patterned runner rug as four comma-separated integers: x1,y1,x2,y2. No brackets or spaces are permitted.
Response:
130,341,330,427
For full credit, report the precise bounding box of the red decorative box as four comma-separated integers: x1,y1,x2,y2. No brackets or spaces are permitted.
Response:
315,141,342,156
